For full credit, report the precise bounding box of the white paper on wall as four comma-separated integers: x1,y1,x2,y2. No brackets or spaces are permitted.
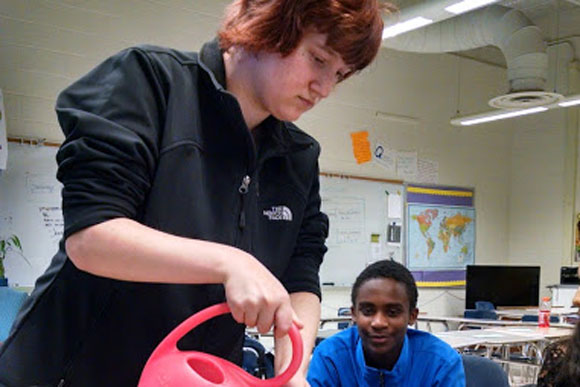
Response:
387,192,402,219
372,141,396,174
417,158,439,184
396,150,418,180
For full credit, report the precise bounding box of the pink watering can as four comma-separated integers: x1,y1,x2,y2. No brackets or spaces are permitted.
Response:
138,302,303,386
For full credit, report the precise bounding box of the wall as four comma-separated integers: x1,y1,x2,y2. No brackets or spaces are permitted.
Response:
0,0,228,143
301,50,513,267
296,50,512,319
507,110,573,297
506,55,580,297
0,1,577,319
571,64,580,265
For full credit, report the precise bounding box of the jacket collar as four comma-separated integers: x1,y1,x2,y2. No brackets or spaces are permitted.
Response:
355,331,410,384
199,38,227,91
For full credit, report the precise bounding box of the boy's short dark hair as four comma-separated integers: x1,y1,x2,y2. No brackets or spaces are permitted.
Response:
351,260,418,310
218,0,395,78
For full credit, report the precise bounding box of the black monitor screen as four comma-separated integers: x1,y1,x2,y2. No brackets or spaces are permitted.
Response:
465,265,540,309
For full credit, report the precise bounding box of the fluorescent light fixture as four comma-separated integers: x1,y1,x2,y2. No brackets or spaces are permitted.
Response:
451,93,580,126
558,98,580,107
382,17,433,39
452,107,548,126
445,0,499,15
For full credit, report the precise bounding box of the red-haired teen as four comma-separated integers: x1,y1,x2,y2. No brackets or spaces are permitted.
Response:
0,1,389,386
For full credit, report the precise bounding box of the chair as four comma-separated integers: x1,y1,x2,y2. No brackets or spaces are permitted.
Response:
337,307,352,330
521,314,559,324
464,301,498,320
461,354,509,387
0,287,29,342
242,335,274,379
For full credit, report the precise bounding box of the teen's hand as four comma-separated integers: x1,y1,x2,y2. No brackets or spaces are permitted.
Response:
220,247,303,337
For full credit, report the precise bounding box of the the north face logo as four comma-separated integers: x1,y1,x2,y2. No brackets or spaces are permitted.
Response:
263,205,293,221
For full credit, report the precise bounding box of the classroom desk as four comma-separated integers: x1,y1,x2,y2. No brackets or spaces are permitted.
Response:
435,325,574,368
433,330,489,349
416,315,575,332
316,329,343,339
424,315,575,383
319,316,351,329
435,328,543,349
484,326,574,363
247,327,345,342
487,326,574,341
444,327,550,385
248,327,345,342
496,307,579,322
318,324,574,346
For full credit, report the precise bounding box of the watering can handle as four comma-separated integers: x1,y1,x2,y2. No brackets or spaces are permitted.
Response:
153,302,303,386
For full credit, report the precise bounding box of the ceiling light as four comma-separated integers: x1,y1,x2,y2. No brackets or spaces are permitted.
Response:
445,0,499,15
451,93,580,126
558,98,580,107
382,17,433,39
451,107,549,126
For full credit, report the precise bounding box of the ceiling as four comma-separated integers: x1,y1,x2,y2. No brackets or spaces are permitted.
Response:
392,0,580,67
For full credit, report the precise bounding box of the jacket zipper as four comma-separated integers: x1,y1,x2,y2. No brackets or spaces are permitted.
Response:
379,372,385,387
238,175,251,229
234,120,311,244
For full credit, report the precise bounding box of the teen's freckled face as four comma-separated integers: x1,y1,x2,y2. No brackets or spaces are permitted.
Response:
351,278,418,370
250,32,351,122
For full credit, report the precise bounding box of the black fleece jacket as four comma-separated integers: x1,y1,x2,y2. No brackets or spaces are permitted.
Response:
0,39,328,387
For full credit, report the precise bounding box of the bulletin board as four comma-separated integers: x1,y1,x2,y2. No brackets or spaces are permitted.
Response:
318,173,404,286
0,142,62,287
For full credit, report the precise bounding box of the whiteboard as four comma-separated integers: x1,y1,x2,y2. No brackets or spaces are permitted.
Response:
0,146,405,288
319,175,404,286
0,143,62,287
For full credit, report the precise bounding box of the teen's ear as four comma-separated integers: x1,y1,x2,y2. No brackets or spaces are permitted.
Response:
408,308,419,326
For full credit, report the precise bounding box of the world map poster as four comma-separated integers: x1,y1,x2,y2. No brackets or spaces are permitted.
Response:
407,204,475,270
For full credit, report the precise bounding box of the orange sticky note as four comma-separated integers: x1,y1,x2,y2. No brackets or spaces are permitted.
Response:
350,131,372,164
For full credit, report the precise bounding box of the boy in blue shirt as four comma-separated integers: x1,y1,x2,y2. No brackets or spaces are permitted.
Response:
307,260,465,386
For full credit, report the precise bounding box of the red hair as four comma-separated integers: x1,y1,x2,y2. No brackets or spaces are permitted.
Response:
218,0,395,75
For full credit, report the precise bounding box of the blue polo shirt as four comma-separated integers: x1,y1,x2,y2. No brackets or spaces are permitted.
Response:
307,327,465,387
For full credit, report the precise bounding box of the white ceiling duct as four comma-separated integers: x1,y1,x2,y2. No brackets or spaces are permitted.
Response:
383,4,563,108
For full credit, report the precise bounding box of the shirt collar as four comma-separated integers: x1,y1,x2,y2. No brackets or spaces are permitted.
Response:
356,331,411,383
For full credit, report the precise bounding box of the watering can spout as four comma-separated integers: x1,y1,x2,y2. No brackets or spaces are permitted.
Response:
138,303,303,386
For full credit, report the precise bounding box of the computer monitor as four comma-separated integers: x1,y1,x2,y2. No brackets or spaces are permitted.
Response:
465,265,540,309
560,266,580,285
